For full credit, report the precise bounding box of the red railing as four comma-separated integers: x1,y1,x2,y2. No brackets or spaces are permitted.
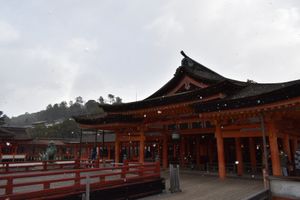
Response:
0,161,160,200
0,159,114,174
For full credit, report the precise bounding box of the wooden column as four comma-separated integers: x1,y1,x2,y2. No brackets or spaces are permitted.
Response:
162,133,168,169
235,138,244,176
86,146,89,159
208,139,214,164
180,137,185,167
292,138,298,159
97,143,100,159
115,134,120,163
13,145,17,155
73,144,77,159
108,144,111,160
283,134,291,163
268,122,282,176
139,132,145,163
196,137,200,167
249,137,257,173
215,122,226,179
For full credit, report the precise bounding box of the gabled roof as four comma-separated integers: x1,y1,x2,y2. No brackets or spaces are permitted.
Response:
98,80,245,113
0,127,15,139
147,51,227,99
74,51,300,126
192,79,300,113
74,114,143,125
0,126,31,140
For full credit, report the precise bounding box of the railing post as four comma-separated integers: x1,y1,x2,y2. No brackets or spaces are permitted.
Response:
75,159,80,169
139,163,144,177
44,182,50,190
85,174,90,200
96,159,100,168
43,161,47,171
121,160,128,178
5,163,9,173
75,171,81,186
6,177,13,195
155,161,160,173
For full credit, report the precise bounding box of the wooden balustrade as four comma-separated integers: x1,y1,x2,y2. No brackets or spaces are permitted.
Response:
0,159,114,174
0,161,160,200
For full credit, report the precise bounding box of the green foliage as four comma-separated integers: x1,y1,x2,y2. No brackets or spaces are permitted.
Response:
28,119,81,139
0,111,5,125
0,111,10,125
9,94,122,126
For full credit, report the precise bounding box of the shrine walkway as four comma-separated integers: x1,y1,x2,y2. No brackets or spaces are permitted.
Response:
141,171,264,200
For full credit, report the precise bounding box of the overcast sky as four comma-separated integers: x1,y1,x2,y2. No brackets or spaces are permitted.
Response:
1,0,300,117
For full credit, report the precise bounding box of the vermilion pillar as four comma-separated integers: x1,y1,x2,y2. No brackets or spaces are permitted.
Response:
235,138,244,176
108,144,111,159
249,137,257,173
196,137,200,167
115,135,120,163
283,134,291,163
215,122,226,179
180,137,185,167
268,122,281,176
208,139,214,164
292,138,298,159
139,132,145,163
163,133,168,169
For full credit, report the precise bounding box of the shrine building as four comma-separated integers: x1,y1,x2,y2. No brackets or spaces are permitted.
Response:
74,51,300,178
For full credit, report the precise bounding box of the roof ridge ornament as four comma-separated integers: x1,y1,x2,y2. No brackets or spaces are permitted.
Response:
180,51,194,67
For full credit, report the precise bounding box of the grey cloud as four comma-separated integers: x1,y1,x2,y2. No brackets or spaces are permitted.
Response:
0,0,300,116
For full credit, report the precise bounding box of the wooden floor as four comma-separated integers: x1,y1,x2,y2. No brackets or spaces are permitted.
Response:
142,171,264,200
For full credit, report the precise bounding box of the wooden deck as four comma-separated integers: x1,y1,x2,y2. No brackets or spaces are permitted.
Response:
142,171,264,200
0,162,162,200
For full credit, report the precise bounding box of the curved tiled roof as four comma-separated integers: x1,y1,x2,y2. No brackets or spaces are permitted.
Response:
98,80,244,113
74,114,143,125
75,51,300,125
147,51,227,99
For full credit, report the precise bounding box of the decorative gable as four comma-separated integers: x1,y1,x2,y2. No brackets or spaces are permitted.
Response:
167,75,209,96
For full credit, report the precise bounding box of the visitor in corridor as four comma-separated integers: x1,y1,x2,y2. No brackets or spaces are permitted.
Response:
295,146,300,176
280,150,288,176
91,147,97,160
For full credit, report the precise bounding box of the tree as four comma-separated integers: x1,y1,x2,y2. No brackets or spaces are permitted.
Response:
108,94,115,104
114,96,122,104
60,101,68,108
0,111,7,125
46,104,52,110
75,96,84,105
98,96,105,104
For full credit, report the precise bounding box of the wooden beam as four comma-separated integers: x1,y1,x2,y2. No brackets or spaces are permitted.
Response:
222,130,263,138
178,128,215,135
222,123,260,131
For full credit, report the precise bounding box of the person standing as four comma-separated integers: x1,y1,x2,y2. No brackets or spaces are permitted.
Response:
280,150,288,176
295,146,300,176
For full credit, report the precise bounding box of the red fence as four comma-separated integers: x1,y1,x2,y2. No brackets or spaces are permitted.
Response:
0,159,114,174
0,162,160,200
